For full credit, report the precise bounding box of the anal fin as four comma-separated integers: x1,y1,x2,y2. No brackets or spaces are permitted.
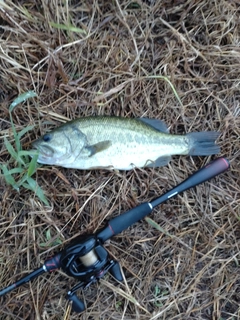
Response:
146,155,171,168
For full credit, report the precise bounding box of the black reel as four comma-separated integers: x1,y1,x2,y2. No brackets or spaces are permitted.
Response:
60,235,123,312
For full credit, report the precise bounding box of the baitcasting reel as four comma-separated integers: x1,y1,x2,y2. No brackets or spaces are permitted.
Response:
0,157,230,313
61,235,123,312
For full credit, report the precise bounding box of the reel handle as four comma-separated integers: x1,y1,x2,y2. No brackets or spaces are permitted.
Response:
67,293,85,313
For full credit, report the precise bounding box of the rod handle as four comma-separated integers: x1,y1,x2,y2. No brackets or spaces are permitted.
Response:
97,202,152,242
180,157,229,189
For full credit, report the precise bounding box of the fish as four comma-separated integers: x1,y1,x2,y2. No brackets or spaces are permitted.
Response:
32,116,220,170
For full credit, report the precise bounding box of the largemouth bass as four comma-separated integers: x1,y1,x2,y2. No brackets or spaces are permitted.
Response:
32,116,220,170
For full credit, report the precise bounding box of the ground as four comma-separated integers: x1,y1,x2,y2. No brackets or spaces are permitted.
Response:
0,1,239,319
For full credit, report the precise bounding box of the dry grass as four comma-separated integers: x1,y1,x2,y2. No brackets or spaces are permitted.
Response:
0,0,239,319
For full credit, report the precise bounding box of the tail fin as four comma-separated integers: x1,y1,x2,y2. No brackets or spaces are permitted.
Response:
187,132,220,155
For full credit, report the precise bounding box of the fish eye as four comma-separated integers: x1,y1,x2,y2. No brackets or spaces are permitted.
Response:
42,134,52,142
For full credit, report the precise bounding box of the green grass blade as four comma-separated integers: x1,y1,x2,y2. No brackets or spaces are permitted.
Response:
39,229,62,247
4,136,19,162
9,113,21,153
145,75,183,107
5,167,25,175
9,91,37,112
16,172,28,188
14,4,34,20
9,91,37,152
17,150,39,167
127,2,141,9
50,22,86,34
18,150,35,157
145,217,173,238
27,152,39,177
23,177,49,206
4,92,47,204
17,125,35,139
0,164,19,190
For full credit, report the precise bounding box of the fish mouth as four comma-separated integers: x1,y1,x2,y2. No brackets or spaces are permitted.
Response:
32,142,54,161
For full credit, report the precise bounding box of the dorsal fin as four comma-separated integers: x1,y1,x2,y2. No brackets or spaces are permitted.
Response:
138,118,169,133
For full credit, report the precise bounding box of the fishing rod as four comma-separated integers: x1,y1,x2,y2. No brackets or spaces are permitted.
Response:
0,157,230,313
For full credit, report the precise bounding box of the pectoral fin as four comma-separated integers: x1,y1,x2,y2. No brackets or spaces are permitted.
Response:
86,140,112,157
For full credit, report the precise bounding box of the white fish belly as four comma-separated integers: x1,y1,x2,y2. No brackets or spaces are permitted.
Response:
72,138,188,170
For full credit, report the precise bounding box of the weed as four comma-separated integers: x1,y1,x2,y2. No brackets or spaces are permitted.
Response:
153,285,169,308
39,229,62,247
0,92,49,205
